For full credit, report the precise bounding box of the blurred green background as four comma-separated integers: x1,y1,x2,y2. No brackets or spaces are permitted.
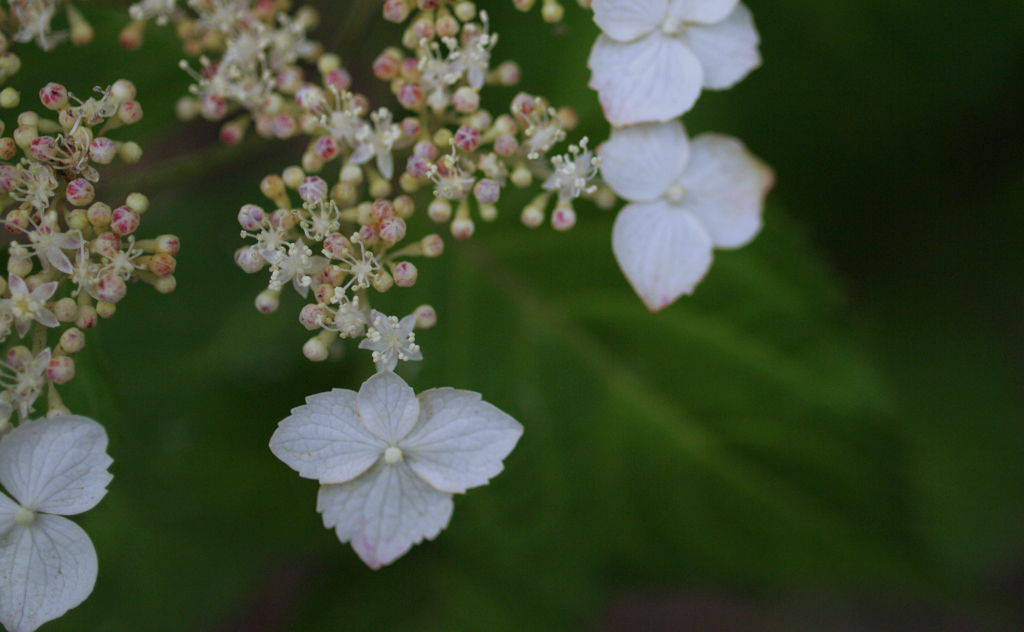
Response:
6,0,1022,630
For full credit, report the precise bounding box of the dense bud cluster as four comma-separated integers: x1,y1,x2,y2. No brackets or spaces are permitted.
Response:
0,80,178,426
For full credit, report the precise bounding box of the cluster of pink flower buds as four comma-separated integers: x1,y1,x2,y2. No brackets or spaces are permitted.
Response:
0,80,178,423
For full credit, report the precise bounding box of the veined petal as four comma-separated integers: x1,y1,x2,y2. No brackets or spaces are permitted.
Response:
403,389,523,494
678,133,774,248
612,201,714,311
668,0,738,25
356,371,420,445
598,120,689,202
8,275,27,296
682,3,761,90
0,492,16,540
0,515,98,632
33,309,58,330
29,282,57,303
0,416,112,515
318,460,453,569
49,250,74,276
588,32,702,127
269,389,385,485
592,0,668,42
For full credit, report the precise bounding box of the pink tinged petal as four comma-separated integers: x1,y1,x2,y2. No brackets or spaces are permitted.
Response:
348,144,374,166
357,371,420,445
682,3,761,90
49,251,74,275
0,416,113,515
588,33,703,127
30,282,57,303
592,0,669,42
677,133,774,248
15,318,31,339
402,389,524,494
0,515,98,632
269,389,385,485
33,309,58,330
8,275,27,296
598,119,690,202
376,151,394,181
668,0,738,24
317,460,453,569
612,201,714,312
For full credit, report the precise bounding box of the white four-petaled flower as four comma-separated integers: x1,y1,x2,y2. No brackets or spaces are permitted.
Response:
599,119,773,311
588,0,761,126
0,415,113,632
270,371,523,568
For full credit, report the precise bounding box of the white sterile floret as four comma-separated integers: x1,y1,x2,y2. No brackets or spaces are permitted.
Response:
588,0,761,126
599,119,774,311
0,416,113,632
358,310,423,372
269,371,523,568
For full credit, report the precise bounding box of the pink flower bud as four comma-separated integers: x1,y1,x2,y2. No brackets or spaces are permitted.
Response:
452,87,480,113
382,0,411,22
147,253,176,277
323,68,352,92
392,261,418,287
276,66,304,93
299,304,326,330
235,246,264,273
117,100,143,125
90,137,117,164
110,79,136,103
238,204,266,230
494,134,519,157
76,305,98,330
428,198,452,222
299,176,328,203
413,304,437,329
453,125,481,152
322,233,352,259
512,92,536,118
219,119,247,145
256,289,280,314
414,141,438,160
201,95,227,120
450,217,475,240
400,117,421,139
551,206,576,231
155,234,180,256
379,217,407,244
0,138,16,161
29,136,56,161
397,82,425,110
95,274,127,303
373,52,400,80
39,83,68,111
495,61,521,86
418,0,440,9
110,206,140,235
400,57,422,79
359,223,379,245
59,328,85,354
394,194,415,218
47,356,75,384
66,179,95,206
295,83,323,109
313,136,339,161
93,232,121,258
6,347,30,371
52,298,78,322
272,114,297,139
317,265,345,287
371,199,395,223
436,15,459,38
0,165,15,191
420,233,444,257
406,155,432,179
473,178,500,205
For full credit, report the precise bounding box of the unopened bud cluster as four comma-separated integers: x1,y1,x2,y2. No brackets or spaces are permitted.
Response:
0,80,179,425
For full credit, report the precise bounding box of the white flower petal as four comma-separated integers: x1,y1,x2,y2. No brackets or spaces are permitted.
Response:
269,389,385,485
592,0,668,42
682,3,761,90
356,371,420,445
50,251,74,276
348,144,373,166
0,515,98,632
33,309,58,330
612,200,714,311
0,416,112,515
30,282,57,303
668,0,738,24
0,492,17,539
677,133,774,248
598,120,689,202
588,32,703,127
318,460,453,569
8,275,27,296
376,150,394,181
402,389,523,494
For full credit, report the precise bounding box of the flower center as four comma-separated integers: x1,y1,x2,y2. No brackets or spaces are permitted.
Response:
661,16,685,36
665,184,687,204
384,446,403,465
13,507,35,526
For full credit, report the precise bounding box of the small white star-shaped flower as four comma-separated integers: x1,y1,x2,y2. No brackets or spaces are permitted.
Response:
1,274,59,338
599,119,774,311
270,371,523,568
358,310,423,372
588,0,761,126
0,415,113,632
